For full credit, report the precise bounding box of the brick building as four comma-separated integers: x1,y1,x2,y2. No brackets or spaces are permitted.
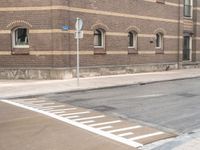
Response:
0,0,199,79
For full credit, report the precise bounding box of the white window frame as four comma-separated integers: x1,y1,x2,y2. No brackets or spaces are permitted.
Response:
128,31,138,49
94,29,105,48
12,27,29,49
184,0,193,19
155,33,163,49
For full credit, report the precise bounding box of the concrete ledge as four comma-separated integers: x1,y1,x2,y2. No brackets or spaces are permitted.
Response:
0,63,178,79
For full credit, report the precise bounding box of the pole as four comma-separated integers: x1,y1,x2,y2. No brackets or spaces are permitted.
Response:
76,18,80,86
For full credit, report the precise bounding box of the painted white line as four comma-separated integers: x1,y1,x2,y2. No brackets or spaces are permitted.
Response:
14,99,46,102
1,100,143,148
117,132,134,137
129,132,164,141
38,105,66,109
73,115,105,121
51,111,66,114
97,126,113,130
16,100,47,103
27,103,55,106
65,116,80,119
108,126,142,133
90,120,121,127
59,111,90,117
80,120,95,124
47,108,77,112
133,94,164,99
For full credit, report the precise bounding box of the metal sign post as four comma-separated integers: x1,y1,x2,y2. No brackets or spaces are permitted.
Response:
75,18,83,86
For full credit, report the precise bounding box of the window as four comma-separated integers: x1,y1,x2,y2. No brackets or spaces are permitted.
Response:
12,28,29,48
183,35,192,61
184,0,193,18
94,29,104,47
128,31,137,48
155,33,163,49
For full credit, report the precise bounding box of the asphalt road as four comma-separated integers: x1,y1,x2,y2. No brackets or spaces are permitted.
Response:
43,78,200,135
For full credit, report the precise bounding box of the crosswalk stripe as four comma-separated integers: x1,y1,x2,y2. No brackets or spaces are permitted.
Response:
38,105,66,109
129,132,164,141
60,111,90,117
80,120,95,124
108,126,142,133
97,126,113,130
89,120,121,127
65,116,80,119
117,132,134,137
73,115,105,121
48,108,77,112
29,102,55,106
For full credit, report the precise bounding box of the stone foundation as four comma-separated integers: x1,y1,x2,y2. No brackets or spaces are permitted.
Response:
0,63,182,79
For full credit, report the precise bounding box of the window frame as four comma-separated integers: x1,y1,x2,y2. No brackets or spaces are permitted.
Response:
184,0,193,18
94,29,105,48
128,31,138,49
155,33,163,49
12,27,29,49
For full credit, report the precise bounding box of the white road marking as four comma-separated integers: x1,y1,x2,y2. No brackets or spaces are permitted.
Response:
73,115,105,121
38,105,66,109
129,132,164,141
59,111,90,117
80,120,95,124
47,108,77,112
27,103,55,106
15,99,46,102
133,94,164,99
97,126,113,130
17,100,47,103
65,116,80,119
51,111,66,114
108,126,142,133
117,132,134,137
1,100,144,148
90,120,121,127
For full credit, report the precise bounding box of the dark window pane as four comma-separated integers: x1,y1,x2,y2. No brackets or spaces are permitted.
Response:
15,28,28,45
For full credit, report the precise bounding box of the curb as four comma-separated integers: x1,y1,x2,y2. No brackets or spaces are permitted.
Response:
2,75,200,100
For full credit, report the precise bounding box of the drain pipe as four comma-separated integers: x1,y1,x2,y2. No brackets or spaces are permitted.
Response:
177,0,181,69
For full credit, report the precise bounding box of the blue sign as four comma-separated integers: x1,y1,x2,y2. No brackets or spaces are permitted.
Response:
62,25,70,31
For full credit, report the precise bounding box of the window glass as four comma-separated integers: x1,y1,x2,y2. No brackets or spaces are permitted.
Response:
156,33,163,49
128,31,137,48
184,0,192,17
15,28,29,46
94,29,103,47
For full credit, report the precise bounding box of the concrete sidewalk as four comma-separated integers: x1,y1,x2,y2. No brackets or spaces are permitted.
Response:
0,68,200,99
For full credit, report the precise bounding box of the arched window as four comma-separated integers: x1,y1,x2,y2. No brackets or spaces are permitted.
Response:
94,29,104,47
155,33,163,49
128,31,137,48
12,27,29,48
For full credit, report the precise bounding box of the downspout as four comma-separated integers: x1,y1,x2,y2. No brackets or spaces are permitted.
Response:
177,0,181,69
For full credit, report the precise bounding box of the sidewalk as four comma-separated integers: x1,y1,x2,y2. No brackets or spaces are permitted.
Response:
1,68,200,150
0,68,200,99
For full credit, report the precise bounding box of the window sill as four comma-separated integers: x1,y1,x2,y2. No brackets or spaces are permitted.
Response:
184,17,193,20
93,47,106,55
94,46,104,49
13,45,30,49
12,47,30,55
155,48,164,54
128,47,138,54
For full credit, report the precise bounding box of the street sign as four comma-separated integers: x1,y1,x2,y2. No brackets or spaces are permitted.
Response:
75,31,84,39
75,18,83,31
62,25,70,31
